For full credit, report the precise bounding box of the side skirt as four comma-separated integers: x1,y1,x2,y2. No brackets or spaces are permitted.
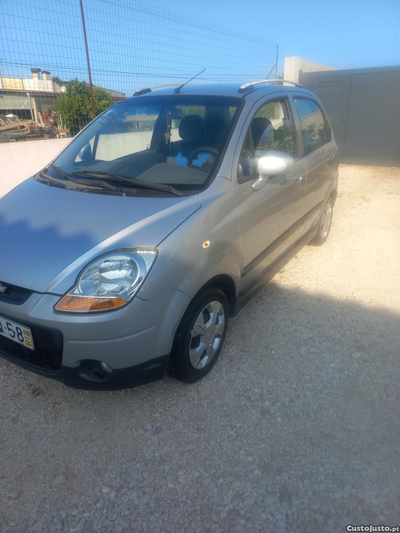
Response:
235,224,318,315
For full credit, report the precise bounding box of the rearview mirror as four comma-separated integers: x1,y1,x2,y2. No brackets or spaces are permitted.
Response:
258,151,294,177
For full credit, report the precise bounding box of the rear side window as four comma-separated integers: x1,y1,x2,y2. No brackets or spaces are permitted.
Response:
294,98,328,153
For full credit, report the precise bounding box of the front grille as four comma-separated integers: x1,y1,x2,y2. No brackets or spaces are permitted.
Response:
0,323,63,372
0,281,33,305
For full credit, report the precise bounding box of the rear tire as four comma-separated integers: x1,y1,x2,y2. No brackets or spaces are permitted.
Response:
169,287,229,383
309,196,334,246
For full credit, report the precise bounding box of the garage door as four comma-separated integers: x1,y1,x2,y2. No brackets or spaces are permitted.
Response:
300,66,400,166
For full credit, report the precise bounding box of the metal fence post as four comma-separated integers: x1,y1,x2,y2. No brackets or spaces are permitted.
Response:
79,0,96,119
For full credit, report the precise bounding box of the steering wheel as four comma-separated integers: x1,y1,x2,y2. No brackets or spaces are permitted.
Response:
188,147,219,169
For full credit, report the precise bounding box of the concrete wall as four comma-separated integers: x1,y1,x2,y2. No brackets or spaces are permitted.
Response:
96,131,153,161
95,128,181,161
284,56,335,84
0,126,183,198
0,138,71,198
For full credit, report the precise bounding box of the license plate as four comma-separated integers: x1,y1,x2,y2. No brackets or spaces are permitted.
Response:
0,315,35,350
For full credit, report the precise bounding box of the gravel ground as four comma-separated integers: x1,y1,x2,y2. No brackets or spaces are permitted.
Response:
1,164,400,533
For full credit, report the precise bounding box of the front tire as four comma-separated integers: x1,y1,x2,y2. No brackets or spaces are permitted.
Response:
310,196,334,246
169,287,229,383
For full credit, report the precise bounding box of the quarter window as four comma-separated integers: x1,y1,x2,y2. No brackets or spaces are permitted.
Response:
238,99,295,178
294,98,328,153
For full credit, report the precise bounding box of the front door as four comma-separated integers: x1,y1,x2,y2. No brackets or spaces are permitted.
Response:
232,96,307,293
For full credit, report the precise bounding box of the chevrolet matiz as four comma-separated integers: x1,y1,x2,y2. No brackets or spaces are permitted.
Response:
0,80,338,389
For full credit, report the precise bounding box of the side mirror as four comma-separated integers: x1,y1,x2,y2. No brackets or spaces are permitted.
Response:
258,151,294,177
252,151,294,191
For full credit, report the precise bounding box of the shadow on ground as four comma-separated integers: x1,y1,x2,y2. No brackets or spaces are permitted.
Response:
1,282,399,533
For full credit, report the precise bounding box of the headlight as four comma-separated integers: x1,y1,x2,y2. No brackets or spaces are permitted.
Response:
55,249,157,313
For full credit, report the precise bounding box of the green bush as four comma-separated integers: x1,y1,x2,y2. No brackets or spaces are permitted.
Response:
55,79,112,129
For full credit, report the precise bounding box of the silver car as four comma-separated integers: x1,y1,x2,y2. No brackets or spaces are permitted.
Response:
0,80,338,389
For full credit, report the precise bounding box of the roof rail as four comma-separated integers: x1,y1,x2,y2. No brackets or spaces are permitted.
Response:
133,87,152,96
238,79,303,93
134,82,197,97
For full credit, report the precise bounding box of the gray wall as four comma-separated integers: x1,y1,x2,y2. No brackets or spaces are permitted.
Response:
300,66,400,166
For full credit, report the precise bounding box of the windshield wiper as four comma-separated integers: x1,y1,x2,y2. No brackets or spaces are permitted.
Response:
71,170,184,197
40,165,126,193
65,177,126,193
38,170,124,194
46,163,72,181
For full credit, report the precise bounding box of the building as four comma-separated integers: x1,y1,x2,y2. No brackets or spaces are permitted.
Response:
0,68,125,126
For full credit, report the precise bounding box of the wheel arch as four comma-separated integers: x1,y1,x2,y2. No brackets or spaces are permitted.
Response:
194,274,238,318
329,187,338,206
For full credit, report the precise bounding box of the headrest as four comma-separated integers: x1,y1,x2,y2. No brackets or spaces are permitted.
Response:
179,115,205,142
251,117,272,147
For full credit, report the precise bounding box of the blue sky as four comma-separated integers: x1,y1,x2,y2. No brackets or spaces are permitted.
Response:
152,0,400,70
1,0,399,95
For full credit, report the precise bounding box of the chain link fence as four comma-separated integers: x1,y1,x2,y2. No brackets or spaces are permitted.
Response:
0,0,278,142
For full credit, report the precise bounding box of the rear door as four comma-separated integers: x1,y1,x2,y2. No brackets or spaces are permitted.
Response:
291,96,338,232
232,95,307,291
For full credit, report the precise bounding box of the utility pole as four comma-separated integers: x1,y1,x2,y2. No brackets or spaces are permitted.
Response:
275,45,279,79
79,0,96,119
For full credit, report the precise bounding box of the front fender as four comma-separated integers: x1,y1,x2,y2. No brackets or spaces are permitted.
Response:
140,176,241,301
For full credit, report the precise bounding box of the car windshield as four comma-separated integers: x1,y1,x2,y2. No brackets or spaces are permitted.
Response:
51,95,241,194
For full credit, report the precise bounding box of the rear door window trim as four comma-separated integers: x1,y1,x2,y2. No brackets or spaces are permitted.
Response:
292,95,332,157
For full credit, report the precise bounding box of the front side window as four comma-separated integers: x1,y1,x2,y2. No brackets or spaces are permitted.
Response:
238,99,295,178
294,98,328,153
46,95,241,195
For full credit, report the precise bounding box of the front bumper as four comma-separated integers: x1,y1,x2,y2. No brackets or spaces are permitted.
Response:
0,345,169,390
0,289,189,389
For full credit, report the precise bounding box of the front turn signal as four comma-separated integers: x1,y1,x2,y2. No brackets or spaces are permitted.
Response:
55,296,127,313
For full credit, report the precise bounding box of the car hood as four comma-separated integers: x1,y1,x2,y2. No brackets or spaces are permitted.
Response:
0,178,201,295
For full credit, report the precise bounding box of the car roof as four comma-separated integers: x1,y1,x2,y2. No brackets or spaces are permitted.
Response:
127,82,313,100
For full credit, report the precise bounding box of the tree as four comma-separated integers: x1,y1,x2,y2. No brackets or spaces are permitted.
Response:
54,79,112,130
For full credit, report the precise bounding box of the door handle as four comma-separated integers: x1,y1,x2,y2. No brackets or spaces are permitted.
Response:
294,174,303,183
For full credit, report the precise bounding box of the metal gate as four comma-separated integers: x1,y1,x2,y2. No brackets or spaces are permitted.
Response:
299,66,400,166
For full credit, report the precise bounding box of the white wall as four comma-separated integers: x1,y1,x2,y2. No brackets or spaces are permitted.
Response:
96,131,153,160
95,128,181,161
0,138,71,198
0,127,182,198
23,78,55,92
284,56,335,84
